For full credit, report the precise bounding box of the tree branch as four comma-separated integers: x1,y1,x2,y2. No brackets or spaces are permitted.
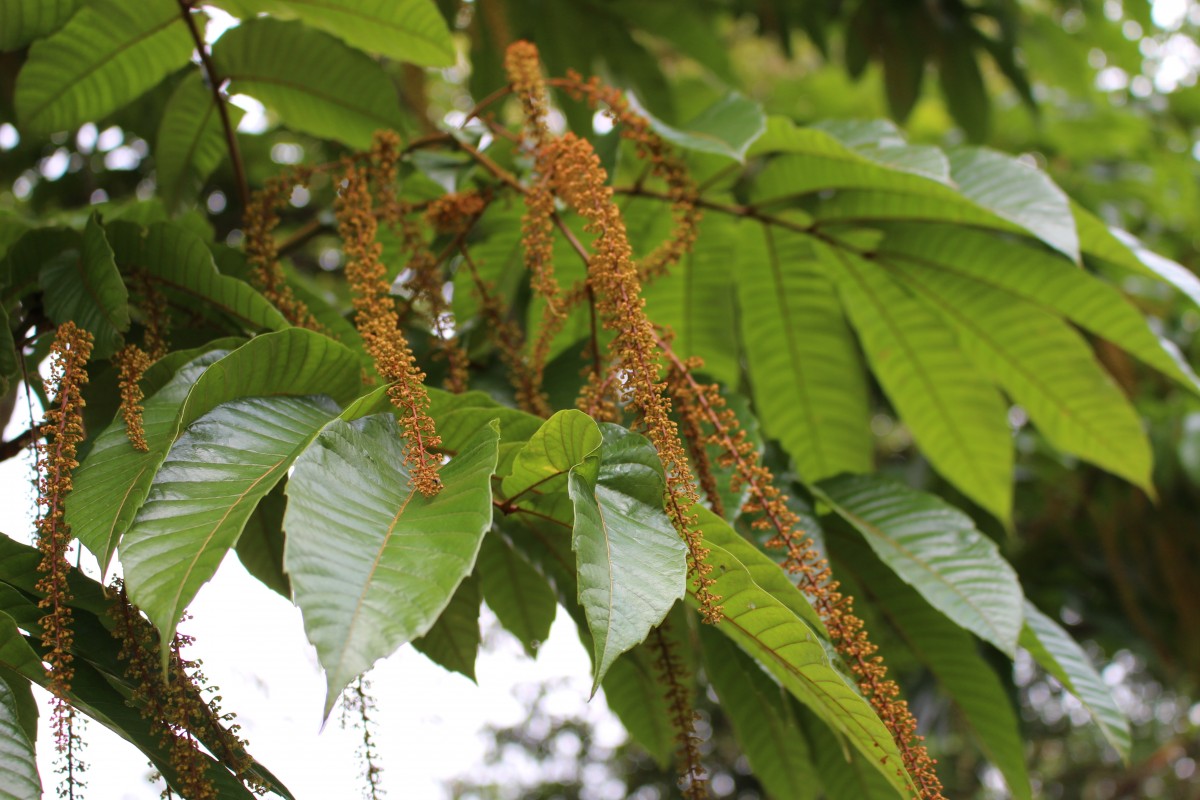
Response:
178,0,249,211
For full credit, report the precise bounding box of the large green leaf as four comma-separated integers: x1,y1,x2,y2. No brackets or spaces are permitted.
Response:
0,673,39,800
0,306,19,396
639,91,766,161
106,221,289,333
876,226,1200,396
689,507,915,797
13,0,192,132
738,222,871,481
0,0,79,50
815,474,1024,656
501,412,687,690
285,416,500,716
948,147,1079,263
211,19,407,150
412,573,482,681
501,409,602,500
568,423,688,691
1,227,77,304
699,625,818,800
877,246,1154,495
816,243,1014,523
476,532,557,658
120,394,341,649
225,0,454,66
39,215,130,358
427,388,543,474
798,700,905,799
235,482,291,599
67,350,229,573
640,209,740,386
1020,602,1131,759
70,329,360,573
156,71,246,211
837,535,1030,799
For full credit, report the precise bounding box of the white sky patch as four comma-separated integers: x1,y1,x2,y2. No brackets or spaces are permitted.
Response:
231,94,270,134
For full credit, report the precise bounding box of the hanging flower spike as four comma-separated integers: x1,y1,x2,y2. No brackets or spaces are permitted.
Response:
113,344,153,452
540,132,719,621
35,321,94,798
337,164,443,497
651,625,708,800
244,167,322,330
657,351,945,800
558,71,700,282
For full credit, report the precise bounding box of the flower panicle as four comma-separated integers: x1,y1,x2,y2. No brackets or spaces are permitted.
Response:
110,587,261,799
557,70,701,281
34,323,94,798
114,344,153,452
536,131,719,621
666,359,945,799
650,626,707,800
459,246,551,417
336,164,443,496
244,166,322,331
343,677,386,800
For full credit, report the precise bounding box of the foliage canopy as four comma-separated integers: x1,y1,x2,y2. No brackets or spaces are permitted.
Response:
1,1,1197,799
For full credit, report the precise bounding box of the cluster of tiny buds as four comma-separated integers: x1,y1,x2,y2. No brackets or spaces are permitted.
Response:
651,626,708,800
114,344,153,451
670,361,945,799
34,323,94,800
243,166,321,330
336,162,443,496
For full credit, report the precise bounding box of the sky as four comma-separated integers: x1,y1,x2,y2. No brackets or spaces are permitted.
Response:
1,392,624,800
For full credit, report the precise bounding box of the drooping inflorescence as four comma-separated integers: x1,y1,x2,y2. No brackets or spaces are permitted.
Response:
34,322,94,798
650,623,708,800
658,345,945,800
336,159,443,496
110,589,259,799
243,167,322,330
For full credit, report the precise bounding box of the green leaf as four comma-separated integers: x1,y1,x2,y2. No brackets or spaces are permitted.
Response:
640,210,740,386
284,416,500,716
598,642,676,768
227,0,454,66
211,18,408,149
0,306,18,396
937,37,989,142
68,350,230,573
13,0,193,133
39,215,130,358
156,71,246,211
106,221,289,333
816,243,1014,523
235,482,291,599
120,394,342,650
476,533,557,658
738,223,871,481
799,704,902,800
427,388,543,475
501,409,602,500
699,625,818,800
568,423,688,691
876,226,1200,396
1020,602,1131,760
637,91,766,161
1,227,77,304
837,535,1030,799
879,15,925,122
412,573,482,681
815,474,1024,656
876,244,1154,496
70,329,360,574
689,507,915,797
0,673,39,800
948,147,1079,263
0,0,79,51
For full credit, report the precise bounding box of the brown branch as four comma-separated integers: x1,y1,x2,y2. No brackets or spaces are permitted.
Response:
178,0,249,211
